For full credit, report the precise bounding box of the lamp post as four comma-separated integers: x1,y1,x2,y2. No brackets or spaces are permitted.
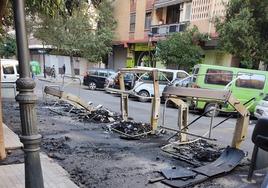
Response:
147,32,155,67
38,45,49,78
12,1,44,188
42,42,46,78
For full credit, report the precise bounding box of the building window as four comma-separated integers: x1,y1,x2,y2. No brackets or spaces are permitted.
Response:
130,13,136,32
166,4,180,24
235,73,265,89
130,0,136,12
185,4,191,21
205,69,233,85
2,65,15,74
144,12,152,30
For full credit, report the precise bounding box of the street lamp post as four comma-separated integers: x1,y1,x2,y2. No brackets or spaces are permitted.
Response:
147,32,155,67
12,1,44,188
42,43,46,78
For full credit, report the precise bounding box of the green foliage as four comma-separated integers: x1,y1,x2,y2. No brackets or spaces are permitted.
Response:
156,27,206,70
33,0,116,62
1,0,87,33
0,34,16,58
216,0,268,68
25,0,65,16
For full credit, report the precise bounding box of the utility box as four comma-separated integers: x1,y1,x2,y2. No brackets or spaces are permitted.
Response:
1,83,17,99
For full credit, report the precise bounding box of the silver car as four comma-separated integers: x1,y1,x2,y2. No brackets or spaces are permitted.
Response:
254,95,268,118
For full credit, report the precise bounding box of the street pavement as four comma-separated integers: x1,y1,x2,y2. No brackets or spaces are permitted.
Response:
35,78,256,154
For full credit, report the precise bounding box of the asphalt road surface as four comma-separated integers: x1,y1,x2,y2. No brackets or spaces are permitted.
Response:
36,79,256,154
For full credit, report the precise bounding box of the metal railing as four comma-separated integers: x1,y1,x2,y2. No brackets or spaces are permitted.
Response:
151,23,187,36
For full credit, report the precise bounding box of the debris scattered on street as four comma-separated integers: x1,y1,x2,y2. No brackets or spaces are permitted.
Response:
107,120,152,138
162,139,222,166
45,100,122,123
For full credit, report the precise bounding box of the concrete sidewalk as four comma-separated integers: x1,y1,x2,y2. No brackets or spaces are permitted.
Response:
1,123,78,188
3,123,23,149
0,153,78,188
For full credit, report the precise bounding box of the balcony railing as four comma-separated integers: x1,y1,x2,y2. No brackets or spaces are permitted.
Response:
154,0,187,9
150,23,187,36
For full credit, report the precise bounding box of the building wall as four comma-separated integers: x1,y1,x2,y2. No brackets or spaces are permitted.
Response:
113,0,130,42
135,0,147,40
113,0,154,42
112,0,155,70
190,0,228,35
30,54,101,76
110,46,127,71
111,0,235,69
203,50,233,67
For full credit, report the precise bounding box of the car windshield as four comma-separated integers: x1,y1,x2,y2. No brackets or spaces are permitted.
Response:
124,73,133,80
263,95,268,101
173,76,191,87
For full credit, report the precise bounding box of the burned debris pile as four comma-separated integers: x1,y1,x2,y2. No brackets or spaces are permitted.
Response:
162,139,222,166
107,120,152,138
45,100,122,123
45,100,152,138
81,109,122,123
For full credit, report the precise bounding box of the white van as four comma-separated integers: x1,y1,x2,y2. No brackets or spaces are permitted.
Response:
1,59,19,83
133,67,189,102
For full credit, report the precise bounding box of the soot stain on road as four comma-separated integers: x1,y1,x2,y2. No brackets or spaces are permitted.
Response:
3,99,257,188
2,99,183,187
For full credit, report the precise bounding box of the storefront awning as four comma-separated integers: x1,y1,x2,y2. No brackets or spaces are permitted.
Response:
154,0,186,9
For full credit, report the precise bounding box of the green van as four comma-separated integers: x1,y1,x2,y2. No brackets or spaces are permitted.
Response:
191,64,268,115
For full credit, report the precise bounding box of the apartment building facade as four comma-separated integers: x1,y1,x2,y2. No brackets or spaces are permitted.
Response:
190,0,239,67
108,0,238,71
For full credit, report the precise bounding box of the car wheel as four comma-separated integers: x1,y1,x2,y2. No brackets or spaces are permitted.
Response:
138,90,150,102
204,103,219,117
88,82,97,90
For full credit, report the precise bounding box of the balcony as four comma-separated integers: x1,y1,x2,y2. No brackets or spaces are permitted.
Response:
150,23,187,36
154,0,187,9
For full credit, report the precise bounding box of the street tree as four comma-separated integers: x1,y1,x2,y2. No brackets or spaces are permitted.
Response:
0,34,16,58
0,0,87,38
156,27,207,70
33,0,116,76
215,0,268,69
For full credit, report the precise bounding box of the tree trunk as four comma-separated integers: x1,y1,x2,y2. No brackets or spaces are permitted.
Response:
0,0,8,24
253,60,260,70
70,55,75,77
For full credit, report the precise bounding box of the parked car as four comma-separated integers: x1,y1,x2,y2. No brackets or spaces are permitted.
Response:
254,95,268,119
191,64,268,116
83,68,116,90
170,76,192,87
106,73,136,90
133,67,189,102
1,59,19,83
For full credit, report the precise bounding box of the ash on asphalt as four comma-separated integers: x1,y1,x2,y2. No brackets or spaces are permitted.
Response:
2,99,184,187
2,99,260,188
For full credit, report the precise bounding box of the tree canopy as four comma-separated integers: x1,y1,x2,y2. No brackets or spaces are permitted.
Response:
156,27,207,70
0,34,16,58
33,0,115,61
31,0,116,76
216,0,268,69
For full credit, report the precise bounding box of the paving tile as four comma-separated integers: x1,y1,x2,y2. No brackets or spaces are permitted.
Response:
3,123,23,150
0,125,77,188
0,153,78,188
